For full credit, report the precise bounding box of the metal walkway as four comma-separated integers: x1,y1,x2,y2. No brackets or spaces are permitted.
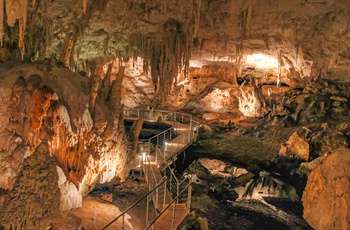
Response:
102,109,199,230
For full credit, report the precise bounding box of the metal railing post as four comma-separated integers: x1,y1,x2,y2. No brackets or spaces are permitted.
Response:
122,215,125,230
146,191,149,226
164,179,167,208
176,180,180,204
172,203,176,230
188,181,192,213
156,186,159,210
164,131,166,146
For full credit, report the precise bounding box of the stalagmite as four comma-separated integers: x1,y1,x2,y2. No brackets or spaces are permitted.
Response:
237,77,268,118
110,66,125,113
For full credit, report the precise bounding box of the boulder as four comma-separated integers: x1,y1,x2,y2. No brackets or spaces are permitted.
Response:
279,132,309,161
302,148,350,230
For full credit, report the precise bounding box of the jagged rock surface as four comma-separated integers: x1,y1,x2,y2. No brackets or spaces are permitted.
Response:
302,147,350,230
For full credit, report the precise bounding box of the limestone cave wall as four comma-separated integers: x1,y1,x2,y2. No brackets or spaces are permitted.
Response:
0,61,132,228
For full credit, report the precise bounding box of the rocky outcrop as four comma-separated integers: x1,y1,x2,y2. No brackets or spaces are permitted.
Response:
268,80,350,127
302,148,350,230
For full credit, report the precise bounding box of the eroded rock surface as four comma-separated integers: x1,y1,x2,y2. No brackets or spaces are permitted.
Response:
302,147,350,230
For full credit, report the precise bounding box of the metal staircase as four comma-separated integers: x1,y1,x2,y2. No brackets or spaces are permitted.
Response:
102,109,199,230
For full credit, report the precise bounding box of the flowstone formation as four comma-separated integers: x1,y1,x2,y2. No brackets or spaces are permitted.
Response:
0,61,132,228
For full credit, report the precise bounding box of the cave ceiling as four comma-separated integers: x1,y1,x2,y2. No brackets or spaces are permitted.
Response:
1,0,350,82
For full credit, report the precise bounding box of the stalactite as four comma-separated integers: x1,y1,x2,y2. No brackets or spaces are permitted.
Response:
103,35,109,55
21,0,27,29
32,0,35,7
0,0,4,45
4,0,28,59
246,0,252,37
69,45,75,71
296,40,300,67
89,74,101,113
83,0,87,14
100,62,113,101
5,0,17,27
45,19,53,47
277,49,282,89
59,36,75,66
193,0,202,38
18,18,24,60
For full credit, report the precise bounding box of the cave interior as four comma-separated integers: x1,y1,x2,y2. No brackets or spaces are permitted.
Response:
0,0,350,229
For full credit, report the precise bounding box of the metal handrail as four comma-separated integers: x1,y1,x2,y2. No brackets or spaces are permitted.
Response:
143,154,167,214
124,109,193,125
144,179,192,230
102,176,167,230
155,146,179,199
115,108,198,229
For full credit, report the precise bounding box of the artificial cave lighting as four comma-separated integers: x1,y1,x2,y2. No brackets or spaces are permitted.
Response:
244,53,279,70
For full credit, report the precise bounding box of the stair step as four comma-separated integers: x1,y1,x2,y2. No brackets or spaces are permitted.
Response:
164,203,188,211
154,204,188,230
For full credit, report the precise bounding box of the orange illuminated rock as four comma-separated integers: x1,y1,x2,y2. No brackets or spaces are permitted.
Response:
302,148,350,230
